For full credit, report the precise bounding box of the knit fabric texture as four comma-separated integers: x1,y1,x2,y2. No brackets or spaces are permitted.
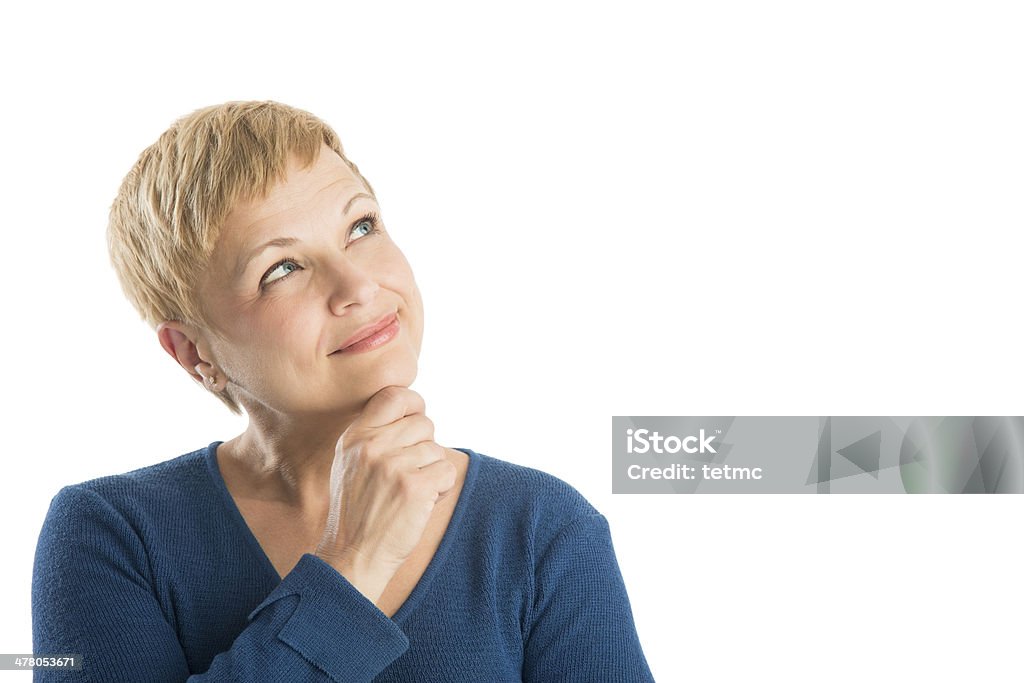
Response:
32,442,654,681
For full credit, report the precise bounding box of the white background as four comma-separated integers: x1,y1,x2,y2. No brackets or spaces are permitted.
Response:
2,1,1022,681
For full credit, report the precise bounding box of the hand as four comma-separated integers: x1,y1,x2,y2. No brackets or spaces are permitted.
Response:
314,385,457,604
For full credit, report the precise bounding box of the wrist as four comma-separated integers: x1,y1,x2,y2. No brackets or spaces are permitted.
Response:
316,547,397,605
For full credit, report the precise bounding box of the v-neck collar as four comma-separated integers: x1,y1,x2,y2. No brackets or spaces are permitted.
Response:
203,439,481,624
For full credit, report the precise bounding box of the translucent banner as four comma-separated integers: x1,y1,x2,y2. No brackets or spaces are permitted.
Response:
611,417,1024,493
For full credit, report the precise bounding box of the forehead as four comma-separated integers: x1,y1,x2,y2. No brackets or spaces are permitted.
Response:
219,144,364,246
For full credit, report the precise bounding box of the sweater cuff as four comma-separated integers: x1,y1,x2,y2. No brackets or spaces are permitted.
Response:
248,553,409,680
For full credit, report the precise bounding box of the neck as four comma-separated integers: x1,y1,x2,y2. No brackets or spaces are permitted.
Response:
220,406,358,512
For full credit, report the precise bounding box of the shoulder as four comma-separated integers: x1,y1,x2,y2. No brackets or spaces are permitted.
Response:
460,447,603,552
41,442,215,526
471,449,597,512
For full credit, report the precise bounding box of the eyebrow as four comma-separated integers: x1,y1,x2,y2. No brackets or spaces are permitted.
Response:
233,192,376,278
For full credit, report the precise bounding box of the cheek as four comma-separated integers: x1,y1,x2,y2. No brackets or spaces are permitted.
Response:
376,247,418,297
388,253,424,346
238,306,320,364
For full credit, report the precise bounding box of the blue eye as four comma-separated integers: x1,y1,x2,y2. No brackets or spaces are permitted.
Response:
260,260,299,287
259,212,382,289
350,216,377,239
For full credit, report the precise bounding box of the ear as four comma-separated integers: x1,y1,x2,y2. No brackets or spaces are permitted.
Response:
156,321,209,386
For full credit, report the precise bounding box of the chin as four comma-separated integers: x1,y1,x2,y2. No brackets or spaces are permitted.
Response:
374,356,418,389
335,354,418,391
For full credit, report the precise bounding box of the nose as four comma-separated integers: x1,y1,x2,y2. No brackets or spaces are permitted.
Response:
325,255,381,315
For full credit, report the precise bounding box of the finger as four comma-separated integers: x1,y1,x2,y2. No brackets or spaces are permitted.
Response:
357,386,426,429
386,441,447,470
376,413,434,453
417,455,458,496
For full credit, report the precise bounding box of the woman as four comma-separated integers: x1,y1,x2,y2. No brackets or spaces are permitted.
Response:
32,100,654,682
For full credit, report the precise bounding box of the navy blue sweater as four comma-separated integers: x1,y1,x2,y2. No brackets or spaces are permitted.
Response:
32,442,654,681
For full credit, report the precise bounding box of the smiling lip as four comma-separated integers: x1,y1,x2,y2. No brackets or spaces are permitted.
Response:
331,312,399,355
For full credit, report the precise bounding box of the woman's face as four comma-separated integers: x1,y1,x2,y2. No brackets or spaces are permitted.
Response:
192,144,424,418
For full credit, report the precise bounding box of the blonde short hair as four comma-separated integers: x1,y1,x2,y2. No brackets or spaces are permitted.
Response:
107,100,375,415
